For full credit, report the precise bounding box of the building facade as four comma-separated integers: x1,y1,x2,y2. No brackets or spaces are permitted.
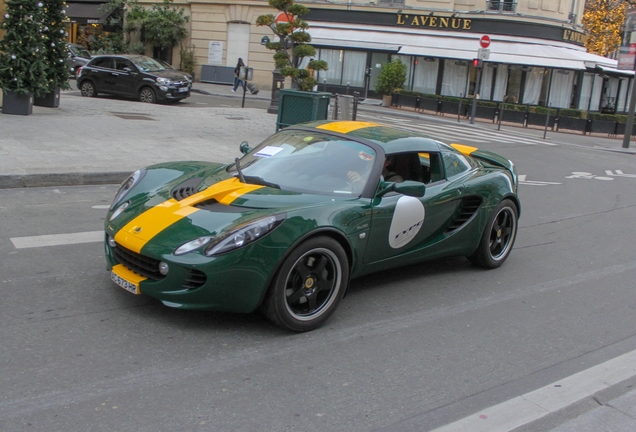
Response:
171,0,631,113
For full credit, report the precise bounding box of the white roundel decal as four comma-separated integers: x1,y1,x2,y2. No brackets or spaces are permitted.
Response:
388,196,425,249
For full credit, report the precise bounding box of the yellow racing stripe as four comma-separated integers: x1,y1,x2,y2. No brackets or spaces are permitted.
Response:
317,121,380,134
450,143,479,155
114,177,264,253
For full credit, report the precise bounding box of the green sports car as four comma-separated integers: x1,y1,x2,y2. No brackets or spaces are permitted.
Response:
105,120,519,331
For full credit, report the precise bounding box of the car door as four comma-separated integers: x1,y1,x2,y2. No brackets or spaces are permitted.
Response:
364,151,467,265
112,58,140,97
86,57,116,94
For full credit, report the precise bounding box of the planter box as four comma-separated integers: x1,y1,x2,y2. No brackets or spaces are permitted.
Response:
556,117,589,134
418,97,439,112
395,94,417,109
588,119,618,135
613,122,636,137
475,105,497,122
34,87,61,108
499,109,527,126
526,112,556,128
2,90,33,116
440,100,461,115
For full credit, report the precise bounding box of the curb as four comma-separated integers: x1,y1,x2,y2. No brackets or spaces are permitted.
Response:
0,172,130,190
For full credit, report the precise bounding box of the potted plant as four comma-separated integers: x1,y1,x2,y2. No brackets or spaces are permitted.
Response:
34,0,71,108
0,0,50,115
179,44,197,81
375,59,407,106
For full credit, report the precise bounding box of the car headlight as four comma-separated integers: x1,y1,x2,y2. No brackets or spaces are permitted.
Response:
109,201,130,222
156,78,172,85
174,236,214,256
204,214,286,257
110,169,146,210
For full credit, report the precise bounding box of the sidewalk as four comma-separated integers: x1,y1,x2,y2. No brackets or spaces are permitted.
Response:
1,81,635,190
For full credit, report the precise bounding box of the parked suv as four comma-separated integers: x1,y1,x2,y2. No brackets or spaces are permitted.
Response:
76,54,192,103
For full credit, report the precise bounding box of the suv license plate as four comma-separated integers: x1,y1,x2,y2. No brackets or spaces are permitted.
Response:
178,87,189,93
111,271,139,294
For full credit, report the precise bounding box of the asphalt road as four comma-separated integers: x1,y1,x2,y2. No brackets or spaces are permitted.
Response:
2,110,636,431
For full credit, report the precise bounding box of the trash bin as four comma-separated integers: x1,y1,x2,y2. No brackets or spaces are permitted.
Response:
276,89,331,131
331,95,355,120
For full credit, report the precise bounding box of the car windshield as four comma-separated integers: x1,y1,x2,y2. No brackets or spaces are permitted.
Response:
228,129,377,196
69,45,91,59
131,57,166,72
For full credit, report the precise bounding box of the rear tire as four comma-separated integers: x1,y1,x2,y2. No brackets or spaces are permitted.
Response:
262,237,349,332
79,81,97,97
468,199,518,268
139,87,156,103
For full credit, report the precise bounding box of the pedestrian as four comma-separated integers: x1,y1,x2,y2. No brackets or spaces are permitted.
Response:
232,58,246,92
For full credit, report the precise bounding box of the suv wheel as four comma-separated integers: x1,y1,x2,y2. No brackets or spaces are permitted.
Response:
79,81,97,97
139,87,156,104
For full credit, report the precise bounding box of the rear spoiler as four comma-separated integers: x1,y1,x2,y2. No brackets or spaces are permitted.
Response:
450,143,517,183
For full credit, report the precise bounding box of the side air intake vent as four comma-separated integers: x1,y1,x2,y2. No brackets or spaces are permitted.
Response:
171,178,202,201
445,196,482,233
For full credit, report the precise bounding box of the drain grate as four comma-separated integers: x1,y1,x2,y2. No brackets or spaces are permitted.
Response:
226,116,245,120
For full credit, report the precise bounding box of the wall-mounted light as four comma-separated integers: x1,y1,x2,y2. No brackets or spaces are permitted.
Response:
487,63,499,68
429,11,434,16
424,57,436,62
455,61,467,66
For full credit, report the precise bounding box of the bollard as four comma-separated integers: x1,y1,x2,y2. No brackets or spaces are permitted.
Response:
353,91,360,121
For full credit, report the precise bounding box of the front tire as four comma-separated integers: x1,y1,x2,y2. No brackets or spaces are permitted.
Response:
139,87,156,103
262,237,349,332
79,81,97,97
468,199,518,268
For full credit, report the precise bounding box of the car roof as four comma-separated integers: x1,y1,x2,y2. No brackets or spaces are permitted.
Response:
89,54,148,60
295,120,442,154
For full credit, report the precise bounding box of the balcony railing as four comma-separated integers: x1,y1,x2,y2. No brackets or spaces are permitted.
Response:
486,1,517,13
378,0,405,6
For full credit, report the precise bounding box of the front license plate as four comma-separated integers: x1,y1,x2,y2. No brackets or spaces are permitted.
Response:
111,271,140,294
178,87,189,93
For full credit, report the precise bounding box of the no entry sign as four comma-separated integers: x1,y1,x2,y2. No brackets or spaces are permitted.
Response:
480,35,491,49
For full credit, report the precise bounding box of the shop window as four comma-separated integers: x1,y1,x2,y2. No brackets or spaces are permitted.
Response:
522,67,545,105
412,58,438,95
317,49,366,87
505,67,523,103
549,70,575,109
441,59,468,97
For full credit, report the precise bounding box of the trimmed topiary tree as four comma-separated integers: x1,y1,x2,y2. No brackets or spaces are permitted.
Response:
256,0,327,91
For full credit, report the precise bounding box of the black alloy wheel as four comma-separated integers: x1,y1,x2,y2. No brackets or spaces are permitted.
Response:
262,237,349,332
468,199,518,268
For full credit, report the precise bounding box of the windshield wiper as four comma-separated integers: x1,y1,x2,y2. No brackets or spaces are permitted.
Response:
243,175,281,189
234,157,246,183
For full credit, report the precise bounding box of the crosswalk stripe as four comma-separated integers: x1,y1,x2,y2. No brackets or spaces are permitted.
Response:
371,117,553,146
11,231,103,249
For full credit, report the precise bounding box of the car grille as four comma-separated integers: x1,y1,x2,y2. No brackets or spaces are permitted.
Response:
445,196,483,233
113,245,165,281
183,269,207,290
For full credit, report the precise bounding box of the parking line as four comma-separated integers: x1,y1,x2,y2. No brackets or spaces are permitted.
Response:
11,231,103,249
431,349,636,432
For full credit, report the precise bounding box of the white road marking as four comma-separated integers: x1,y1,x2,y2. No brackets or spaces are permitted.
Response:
431,349,636,432
92,205,110,209
517,175,561,186
606,170,636,178
11,231,103,249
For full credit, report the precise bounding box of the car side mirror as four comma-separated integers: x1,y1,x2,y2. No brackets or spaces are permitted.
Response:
376,180,425,198
239,141,253,155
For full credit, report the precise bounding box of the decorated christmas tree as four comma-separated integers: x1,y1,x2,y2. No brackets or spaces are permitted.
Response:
0,0,50,96
39,0,71,92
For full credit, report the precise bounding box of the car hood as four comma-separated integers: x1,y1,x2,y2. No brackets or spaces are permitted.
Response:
109,166,354,253
151,70,192,82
